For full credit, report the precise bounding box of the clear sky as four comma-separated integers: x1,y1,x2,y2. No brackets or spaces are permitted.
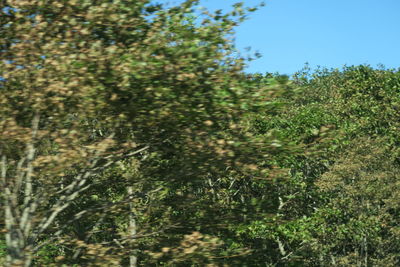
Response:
197,0,400,75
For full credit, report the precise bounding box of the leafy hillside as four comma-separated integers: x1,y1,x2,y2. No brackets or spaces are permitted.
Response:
243,66,400,266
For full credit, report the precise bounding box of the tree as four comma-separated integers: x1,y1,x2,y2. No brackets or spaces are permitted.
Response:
0,0,276,266
237,66,400,266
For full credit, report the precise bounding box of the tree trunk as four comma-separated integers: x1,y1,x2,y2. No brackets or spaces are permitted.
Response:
4,227,32,267
128,186,137,267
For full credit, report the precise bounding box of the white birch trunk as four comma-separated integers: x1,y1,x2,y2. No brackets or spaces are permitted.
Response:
128,186,137,267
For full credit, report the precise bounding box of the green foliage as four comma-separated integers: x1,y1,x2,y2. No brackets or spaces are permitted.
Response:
1,0,400,265
0,238,6,259
221,66,400,266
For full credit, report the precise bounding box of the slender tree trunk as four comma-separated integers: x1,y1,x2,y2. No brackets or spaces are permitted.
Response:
4,209,33,267
128,186,137,267
363,236,368,267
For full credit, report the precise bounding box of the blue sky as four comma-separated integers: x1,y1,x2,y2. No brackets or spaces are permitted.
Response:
197,0,400,75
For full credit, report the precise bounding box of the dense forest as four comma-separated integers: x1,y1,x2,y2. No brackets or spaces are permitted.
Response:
1,0,399,266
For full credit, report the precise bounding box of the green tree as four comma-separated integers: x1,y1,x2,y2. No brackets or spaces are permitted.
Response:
238,66,400,266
